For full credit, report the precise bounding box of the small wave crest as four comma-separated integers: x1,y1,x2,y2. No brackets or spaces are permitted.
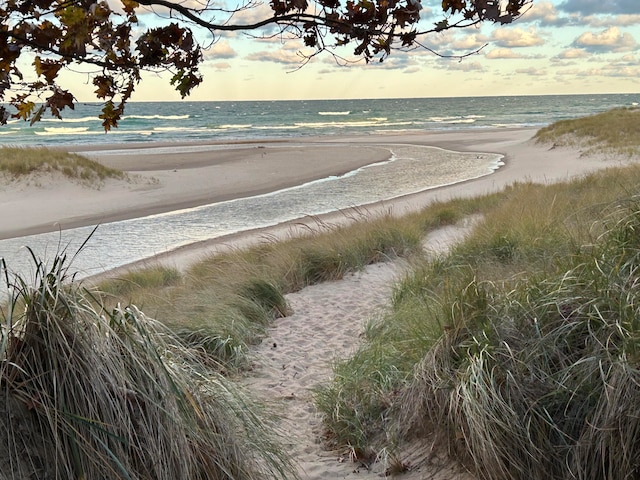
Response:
318,111,350,116
124,114,190,120
36,127,91,136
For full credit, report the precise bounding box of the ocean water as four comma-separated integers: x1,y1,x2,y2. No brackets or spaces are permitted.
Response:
1,94,638,281
1,94,637,147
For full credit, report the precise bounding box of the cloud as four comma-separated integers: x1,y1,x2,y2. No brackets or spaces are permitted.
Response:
583,14,640,27
210,62,232,71
451,33,489,51
519,1,568,26
515,67,547,76
585,65,640,78
556,48,590,59
246,46,314,65
485,48,527,59
203,40,237,60
558,0,640,15
440,59,485,72
491,27,545,48
573,26,638,52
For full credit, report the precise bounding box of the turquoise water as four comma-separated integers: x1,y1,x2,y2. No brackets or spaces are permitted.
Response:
1,94,637,147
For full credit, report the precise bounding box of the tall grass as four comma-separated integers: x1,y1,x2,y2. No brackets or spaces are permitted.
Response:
0,250,294,479
0,146,124,185
534,106,640,157
399,198,640,479
97,209,478,370
314,163,640,471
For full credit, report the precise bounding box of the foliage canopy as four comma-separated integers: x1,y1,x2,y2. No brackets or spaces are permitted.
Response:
0,0,531,129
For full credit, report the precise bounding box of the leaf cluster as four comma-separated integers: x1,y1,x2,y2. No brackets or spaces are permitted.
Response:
0,0,531,130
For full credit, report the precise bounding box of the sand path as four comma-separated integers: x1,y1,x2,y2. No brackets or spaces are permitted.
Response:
241,222,479,479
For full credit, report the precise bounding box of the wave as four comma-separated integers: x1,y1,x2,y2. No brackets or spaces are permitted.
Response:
294,118,398,128
152,126,200,132
36,127,91,135
318,111,350,115
215,124,253,129
124,114,190,120
428,116,476,124
253,125,301,130
42,116,101,123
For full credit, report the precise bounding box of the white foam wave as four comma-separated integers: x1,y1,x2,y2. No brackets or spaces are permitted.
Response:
124,114,190,120
216,124,253,129
153,126,194,132
42,116,101,123
318,111,350,115
37,127,91,135
428,116,476,124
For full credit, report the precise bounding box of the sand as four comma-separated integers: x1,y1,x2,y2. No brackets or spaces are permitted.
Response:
1,128,632,478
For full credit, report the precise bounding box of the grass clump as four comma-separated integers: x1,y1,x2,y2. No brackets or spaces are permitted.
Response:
398,200,640,480
97,210,465,370
534,106,640,157
314,162,640,474
0,146,125,186
0,251,294,480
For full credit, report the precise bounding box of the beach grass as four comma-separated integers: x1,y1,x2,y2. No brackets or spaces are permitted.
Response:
0,146,125,185
95,205,485,370
534,106,640,157
314,111,640,476
0,251,294,480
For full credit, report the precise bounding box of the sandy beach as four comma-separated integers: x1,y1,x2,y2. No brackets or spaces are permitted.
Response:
1,127,632,479
0,127,620,258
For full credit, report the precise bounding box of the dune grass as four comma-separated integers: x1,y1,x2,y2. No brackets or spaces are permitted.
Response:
534,106,640,157
314,169,640,461
0,146,125,185
95,205,482,370
315,110,640,476
0,250,294,480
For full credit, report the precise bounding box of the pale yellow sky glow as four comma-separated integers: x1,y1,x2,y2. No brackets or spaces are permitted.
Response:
66,0,640,101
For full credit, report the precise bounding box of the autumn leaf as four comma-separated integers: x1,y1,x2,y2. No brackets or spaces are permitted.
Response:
99,101,120,131
13,100,35,121
33,56,62,84
120,0,139,15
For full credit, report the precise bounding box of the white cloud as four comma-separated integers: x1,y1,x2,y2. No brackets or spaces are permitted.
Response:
515,67,547,76
210,62,232,70
556,48,589,59
246,46,313,64
574,26,637,52
203,40,237,60
441,60,485,72
519,1,567,26
451,33,490,51
491,27,545,48
486,48,527,59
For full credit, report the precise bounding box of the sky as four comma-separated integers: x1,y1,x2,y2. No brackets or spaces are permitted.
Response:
72,0,640,101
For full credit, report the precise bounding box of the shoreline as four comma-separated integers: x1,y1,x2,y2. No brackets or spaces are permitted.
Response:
2,126,627,277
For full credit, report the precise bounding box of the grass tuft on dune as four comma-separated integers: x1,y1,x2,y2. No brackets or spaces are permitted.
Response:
0,250,294,480
534,106,640,157
0,146,125,186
